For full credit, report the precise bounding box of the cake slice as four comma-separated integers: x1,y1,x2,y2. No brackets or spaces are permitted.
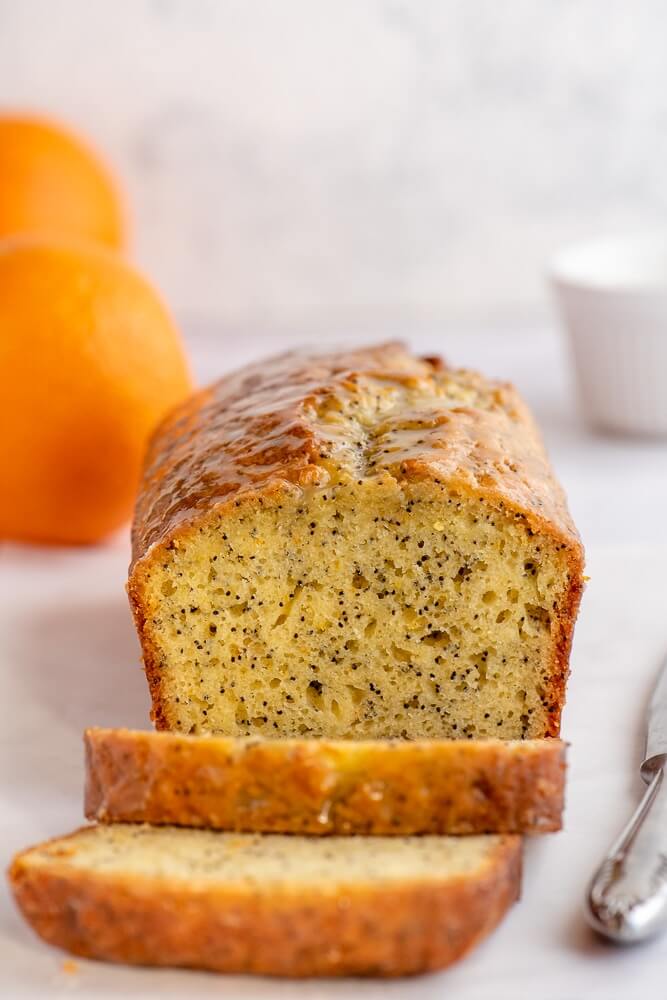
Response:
9,825,521,977
129,343,584,741
85,727,566,835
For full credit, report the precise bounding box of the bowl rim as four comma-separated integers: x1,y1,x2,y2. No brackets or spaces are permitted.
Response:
549,232,667,294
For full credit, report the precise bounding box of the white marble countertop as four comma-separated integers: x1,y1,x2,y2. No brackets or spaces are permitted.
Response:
2,324,667,999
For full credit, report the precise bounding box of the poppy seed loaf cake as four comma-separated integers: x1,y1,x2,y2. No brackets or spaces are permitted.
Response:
129,343,584,740
84,727,566,835
9,825,521,977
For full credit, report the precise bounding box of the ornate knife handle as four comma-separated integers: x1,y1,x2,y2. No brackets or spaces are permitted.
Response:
587,758,667,943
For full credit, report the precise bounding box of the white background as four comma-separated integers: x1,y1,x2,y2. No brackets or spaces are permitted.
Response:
2,0,667,334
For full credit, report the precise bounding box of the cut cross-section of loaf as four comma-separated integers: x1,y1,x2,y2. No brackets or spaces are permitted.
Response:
85,727,566,834
9,825,521,977
129,342,584,740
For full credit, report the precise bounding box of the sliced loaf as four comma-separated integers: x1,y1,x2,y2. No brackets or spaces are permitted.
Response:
9,824,521,977
85,727,566,834
129,343,583,741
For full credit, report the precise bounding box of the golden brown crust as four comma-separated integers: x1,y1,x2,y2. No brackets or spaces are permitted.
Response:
128,343,584,737
84,728,566,835
130,342,581,568
9,830,521,978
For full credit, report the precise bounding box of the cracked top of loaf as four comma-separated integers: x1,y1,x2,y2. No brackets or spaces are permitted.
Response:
131,341,582,570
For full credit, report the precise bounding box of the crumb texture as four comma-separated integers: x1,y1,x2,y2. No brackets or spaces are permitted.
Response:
17,824,500,884
130,343,584,740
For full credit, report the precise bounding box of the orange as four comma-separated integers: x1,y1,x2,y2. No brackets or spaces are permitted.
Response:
0,115,125,248
0,236,193,544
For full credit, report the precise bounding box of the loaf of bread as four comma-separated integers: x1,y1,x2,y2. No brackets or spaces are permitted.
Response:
85,727,566,834
129,343,584,740
9,824,521,977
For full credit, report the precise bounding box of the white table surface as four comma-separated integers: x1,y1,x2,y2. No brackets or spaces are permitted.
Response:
3,324,667,1000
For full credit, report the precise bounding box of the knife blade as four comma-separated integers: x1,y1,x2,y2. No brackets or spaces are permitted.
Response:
586,654,667,943
643,655,667,777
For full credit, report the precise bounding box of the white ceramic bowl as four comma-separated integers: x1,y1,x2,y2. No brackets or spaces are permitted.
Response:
550,235,667,436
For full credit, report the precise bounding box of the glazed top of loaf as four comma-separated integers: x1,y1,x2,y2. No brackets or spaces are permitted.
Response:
131,342,582,570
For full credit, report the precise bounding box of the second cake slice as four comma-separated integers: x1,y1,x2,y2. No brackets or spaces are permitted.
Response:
10,825,521,977
85,727,565,835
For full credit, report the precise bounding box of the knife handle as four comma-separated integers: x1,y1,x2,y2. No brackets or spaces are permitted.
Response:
587,763,667,942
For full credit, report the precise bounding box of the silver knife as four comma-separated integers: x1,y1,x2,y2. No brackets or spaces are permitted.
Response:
586,654,667,942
